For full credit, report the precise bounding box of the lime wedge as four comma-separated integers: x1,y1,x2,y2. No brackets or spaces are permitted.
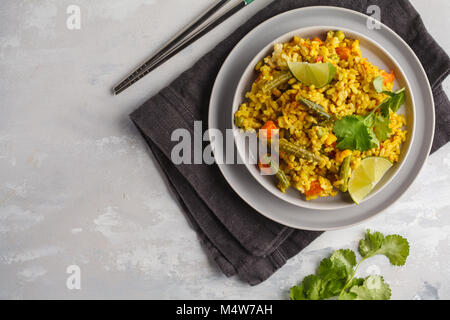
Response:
287,61,336,88
348,157,393,204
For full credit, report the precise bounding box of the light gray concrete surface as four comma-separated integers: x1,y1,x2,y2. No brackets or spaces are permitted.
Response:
0,0,449,299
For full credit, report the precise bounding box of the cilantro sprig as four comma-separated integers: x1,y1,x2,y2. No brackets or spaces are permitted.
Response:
333,78,406,152
290,230,409,300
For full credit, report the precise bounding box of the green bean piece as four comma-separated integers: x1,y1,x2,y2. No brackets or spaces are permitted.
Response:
262,154,291,192
298,97,332,121
276,169,291,192
339,155,352,192
261,70,293,93
335,30,345,42
279,138,322,162
234,116,244,128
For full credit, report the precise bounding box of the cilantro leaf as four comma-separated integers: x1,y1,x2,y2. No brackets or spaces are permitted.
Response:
367,124,380,149
339,275,391,300
317,257,338,280
333,116,379,151
338,291,357,300
292,249,356,300
301,275,323,300
359,229,410,266
290,283,307,300
387,88,405,113
373,113,392,141
321,279,347,298
318,249,356,282
362,112,374,127
377,235,410,266
348,277,365,287
290,275,323,300
330,249,357,274
373,76,385,93
338,277,364,300
379,98,392,118
380,88,406,115
359,229,385,256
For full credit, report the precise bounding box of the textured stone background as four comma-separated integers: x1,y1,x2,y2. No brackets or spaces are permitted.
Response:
0,0,449,299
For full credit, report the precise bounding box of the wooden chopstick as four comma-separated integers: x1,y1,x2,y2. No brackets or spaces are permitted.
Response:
113,0,255,95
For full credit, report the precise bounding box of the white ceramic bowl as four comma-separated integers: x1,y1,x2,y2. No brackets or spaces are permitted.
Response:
232,26,415,210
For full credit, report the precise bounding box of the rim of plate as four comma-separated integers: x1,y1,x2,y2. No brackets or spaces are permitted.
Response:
231,25,416,210
208,6,435,230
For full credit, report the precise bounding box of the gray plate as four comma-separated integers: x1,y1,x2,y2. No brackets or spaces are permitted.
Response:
208,6,434,230
231,26,415,210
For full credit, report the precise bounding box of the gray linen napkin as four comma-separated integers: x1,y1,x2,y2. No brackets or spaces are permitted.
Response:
130,0,450,285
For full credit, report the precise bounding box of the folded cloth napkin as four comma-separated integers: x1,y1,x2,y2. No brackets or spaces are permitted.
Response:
130,0,450,285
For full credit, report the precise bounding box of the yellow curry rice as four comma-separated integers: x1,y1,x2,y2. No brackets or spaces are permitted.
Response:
234,31,407,200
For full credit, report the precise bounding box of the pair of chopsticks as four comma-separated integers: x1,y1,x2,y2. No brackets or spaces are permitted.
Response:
113,0,256,95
